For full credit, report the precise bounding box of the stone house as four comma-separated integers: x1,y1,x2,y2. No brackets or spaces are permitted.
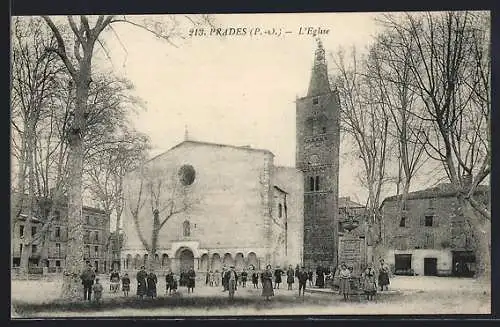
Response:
379,183,489,277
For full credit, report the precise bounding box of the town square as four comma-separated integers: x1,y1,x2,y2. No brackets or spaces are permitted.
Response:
10,11,491,317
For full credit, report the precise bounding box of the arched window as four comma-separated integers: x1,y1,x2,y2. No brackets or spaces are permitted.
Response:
309,177,315,191
315,176,320,191
183,220,191,237
278,203,283,218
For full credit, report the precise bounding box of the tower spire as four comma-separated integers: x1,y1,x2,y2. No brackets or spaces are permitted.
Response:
184,124,189,141
307,38,331,97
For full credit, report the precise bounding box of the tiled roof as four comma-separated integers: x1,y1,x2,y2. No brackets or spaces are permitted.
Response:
381,183,489,205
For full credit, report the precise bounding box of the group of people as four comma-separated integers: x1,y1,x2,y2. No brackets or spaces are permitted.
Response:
337,259,391,301
79,258,391,303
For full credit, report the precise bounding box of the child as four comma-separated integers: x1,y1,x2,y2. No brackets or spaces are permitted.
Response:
363,266,377,301
338,263,351,301
121,273,131,297
92,278,104,303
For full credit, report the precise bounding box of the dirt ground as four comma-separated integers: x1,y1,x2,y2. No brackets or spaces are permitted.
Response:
11,275,491,317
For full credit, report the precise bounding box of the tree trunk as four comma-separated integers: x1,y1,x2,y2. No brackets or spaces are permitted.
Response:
60,72,90,300
458,195,490,281
11,135,27,263
19,119,36,277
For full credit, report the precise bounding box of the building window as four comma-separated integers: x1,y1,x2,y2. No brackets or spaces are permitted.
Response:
85,216,90,225
399,217,406,227
278,203,283,218
31,226,37,237
313,97,319,105
54,210,60,221
315,176,320,191
55,227,61,238
20,244,23,255
183,220,191,237
425,215,434,227
322,127,327,134
56,243,61,256
95,231,99,242
31,244,37,253
55,260,61,267
309,177,315,191
19,225,24,237
94,246,99,257
85,245,90,258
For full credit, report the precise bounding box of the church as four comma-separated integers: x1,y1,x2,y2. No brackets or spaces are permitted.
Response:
121,41,341,274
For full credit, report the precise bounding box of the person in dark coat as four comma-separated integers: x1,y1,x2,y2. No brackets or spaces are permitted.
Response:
179,271,186,287
147,270,158,298
274,266,283,289
307,268,313,287
316,265,325,288
121,273,131,297
228,266,238,300
187,267,196,293
295,265,300,281
378,259,390,291
261,265,274,300
165,268,174,295
241,269,248,288
136,266,148,299
222,266,229,292
298,266,309,297
80,264,96,301
286,265,295,290
110,270,120,293
252,269,259,288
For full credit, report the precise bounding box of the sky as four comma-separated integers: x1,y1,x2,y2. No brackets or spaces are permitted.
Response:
96,12,404,206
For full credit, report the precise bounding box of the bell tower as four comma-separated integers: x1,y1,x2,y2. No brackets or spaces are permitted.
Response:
296,39,341,269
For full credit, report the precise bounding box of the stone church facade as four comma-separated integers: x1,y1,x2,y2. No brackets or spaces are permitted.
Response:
296,41,341,269
121,140,303,274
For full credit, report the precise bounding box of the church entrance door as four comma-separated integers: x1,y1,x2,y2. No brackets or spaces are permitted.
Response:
178,248,194,273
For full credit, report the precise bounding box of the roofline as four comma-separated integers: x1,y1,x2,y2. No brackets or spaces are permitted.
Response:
381,185,490,207
145,140,275,165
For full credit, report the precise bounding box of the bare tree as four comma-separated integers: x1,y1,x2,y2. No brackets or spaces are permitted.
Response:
39,14,213,299
380,11,491,278
364,30,429,213
333,47,392,244
126,164,194,270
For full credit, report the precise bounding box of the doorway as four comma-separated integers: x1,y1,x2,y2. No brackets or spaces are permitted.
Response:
452,251,475,277
394,254,412,275
178,248,194,273
424,258,437,276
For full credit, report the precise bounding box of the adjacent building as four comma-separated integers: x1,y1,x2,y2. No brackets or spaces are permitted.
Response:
379,183,489,277
11,194,111,274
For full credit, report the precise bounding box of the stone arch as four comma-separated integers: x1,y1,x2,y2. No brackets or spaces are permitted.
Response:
223,253,234,267
235,252,245,271
247,252,258,270
134,254,141,269
176,247,195,273
126,254,132,269
200,253,209,272
211,253,222,272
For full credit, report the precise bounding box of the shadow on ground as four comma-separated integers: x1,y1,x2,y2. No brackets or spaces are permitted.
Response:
12,294,339,316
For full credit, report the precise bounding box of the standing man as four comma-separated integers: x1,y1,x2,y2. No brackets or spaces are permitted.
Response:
241,269,248,288
80,263,96,302
286,265,295,290
136,265,148,299
297,266,308,297
222,266,229,292
187,267,196,294
274,265,283,289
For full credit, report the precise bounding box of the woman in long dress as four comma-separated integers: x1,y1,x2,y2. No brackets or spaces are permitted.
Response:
362,266,377,300
338,263,351,301
147,270,158,299
378,259,390,291
228,266,238,300
261,265,274,301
